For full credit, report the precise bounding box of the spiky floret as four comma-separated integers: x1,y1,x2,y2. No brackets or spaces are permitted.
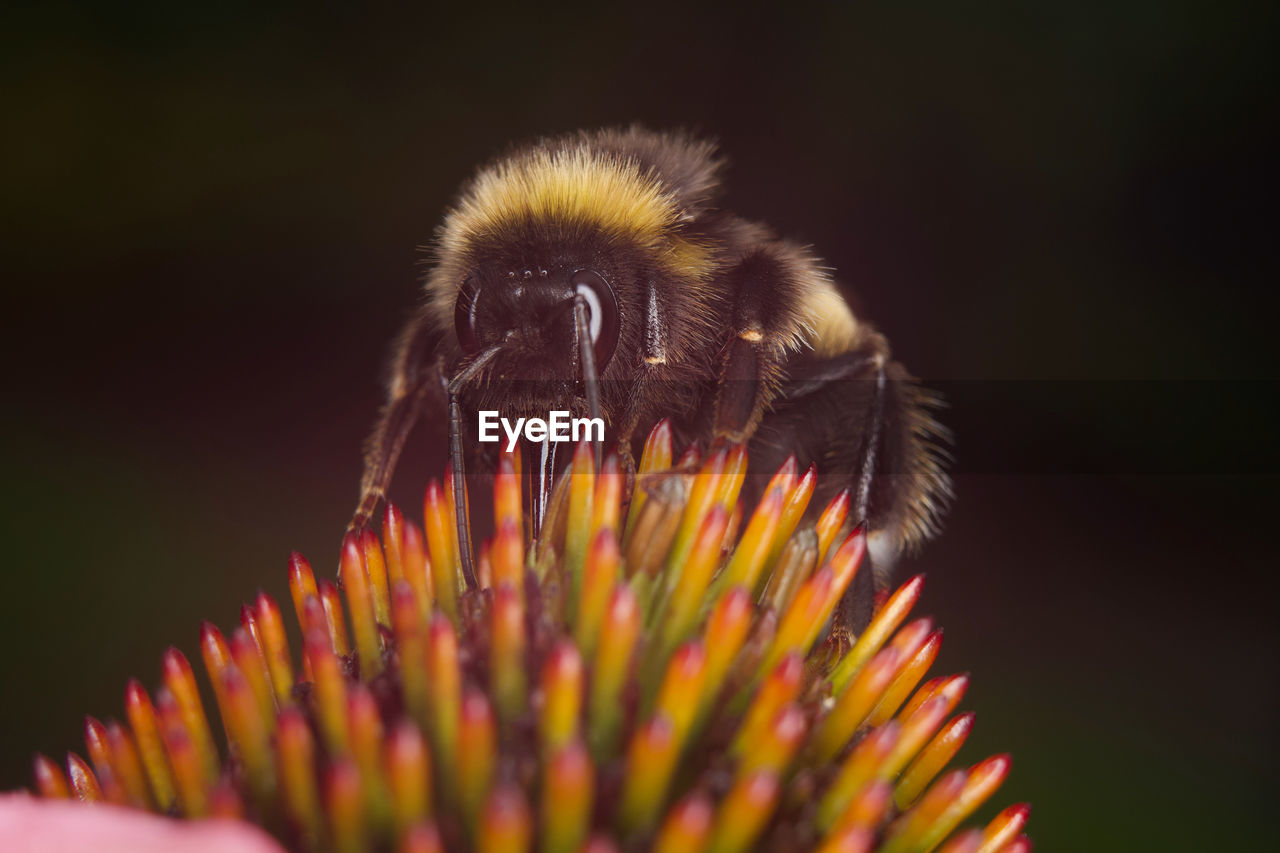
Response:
33,423,1028,852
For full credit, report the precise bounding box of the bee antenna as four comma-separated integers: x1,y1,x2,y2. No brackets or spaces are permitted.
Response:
447,344,503,397
447,344,503,589
573,294,604,470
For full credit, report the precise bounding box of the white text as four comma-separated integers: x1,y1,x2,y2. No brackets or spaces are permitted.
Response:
477,410,605,452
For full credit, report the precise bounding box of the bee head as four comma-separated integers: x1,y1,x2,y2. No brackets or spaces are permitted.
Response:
425,129,723,418
454,265,620,377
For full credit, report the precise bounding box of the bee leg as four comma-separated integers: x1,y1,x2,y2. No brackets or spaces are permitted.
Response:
613,273,671,499
711,248,812,444
350,355,447,534
448,387,480,589
713,331,776,444
836,354,887,643
765,346,887,642
446,345,505,589
708,283,889,644
750,342,952,636
350,314,449,533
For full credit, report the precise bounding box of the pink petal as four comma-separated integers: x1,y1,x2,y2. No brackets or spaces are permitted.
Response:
0,794,287,853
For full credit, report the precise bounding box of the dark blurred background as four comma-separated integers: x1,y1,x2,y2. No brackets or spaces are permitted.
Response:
2,1,1277,848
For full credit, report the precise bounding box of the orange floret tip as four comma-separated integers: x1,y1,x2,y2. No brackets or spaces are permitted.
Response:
33,753,70,799
739,703,807,777
618,714,677,833
937,829,984,853
123,678,176,810
357,526,392,625
478,786,531,853
317,579,351,656
591,452,623,536
65,752,102,802
588,583,640,759
229,627,276,732
900,672,970,723
383,502,407,579
979,802,1032,851
675,440,703,469
493,453,522,533
817,825,875,853
582,836,622,853
82,715,112,779
490,582,527,722
401,823,445,853
764,454,799,495
815,488,852,564
253,591,295,704
277,706,324,846
105,719,151,808
736,652,804,754
832,574,927,691
208,779,245,820
639,418,674,476
699,585,753,709
400,518,432,616
386,720,432,837
490,517,524,595
653,792,713,853
575,528,620,655
199,621,231,681
707,769,780,853
457,690,496,827
340,530,383,678
541,739,593,853
156,687,208,816
307,628,349,756
540,642,584,753
287,552,319,622
326,758,367,853
896,712,977,808
220,665,274,804
817,722,900,831
718,484,785,595
868,629,944,727
652,642,706,744
422,480,459,621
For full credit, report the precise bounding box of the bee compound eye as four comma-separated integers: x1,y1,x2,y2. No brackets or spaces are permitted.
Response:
454,276,481,354
570,269,620,370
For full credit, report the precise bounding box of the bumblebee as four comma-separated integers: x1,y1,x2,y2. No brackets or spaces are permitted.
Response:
351,127,950,627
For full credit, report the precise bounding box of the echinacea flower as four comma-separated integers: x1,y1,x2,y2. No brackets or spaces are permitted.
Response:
27,421,1031,852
